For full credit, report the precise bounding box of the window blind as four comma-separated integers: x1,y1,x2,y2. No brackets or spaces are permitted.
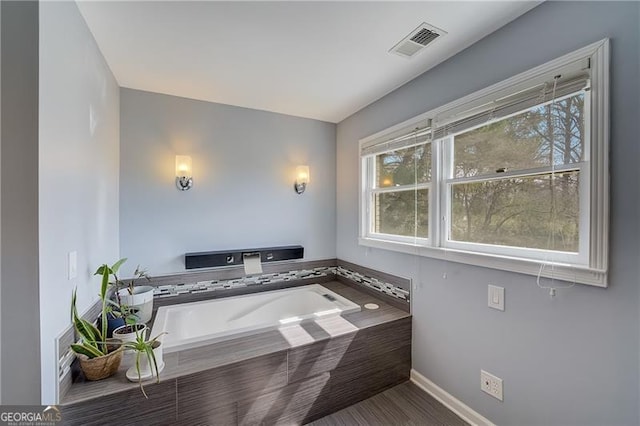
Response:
361,125,432,157
432,73,589,140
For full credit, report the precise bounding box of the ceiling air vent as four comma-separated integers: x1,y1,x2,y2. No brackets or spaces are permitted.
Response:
390,22,446,58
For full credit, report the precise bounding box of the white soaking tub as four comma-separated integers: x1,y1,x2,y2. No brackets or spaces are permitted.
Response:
151,284,361,352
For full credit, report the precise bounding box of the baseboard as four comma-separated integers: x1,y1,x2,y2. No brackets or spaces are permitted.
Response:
410,369,495,426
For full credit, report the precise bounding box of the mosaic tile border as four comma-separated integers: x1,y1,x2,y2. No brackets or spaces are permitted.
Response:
335,266,410,302
153,265,410,303
154,267,334,297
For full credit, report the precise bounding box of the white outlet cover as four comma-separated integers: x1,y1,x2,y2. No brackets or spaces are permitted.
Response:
481,369,503,401
488,284,505,311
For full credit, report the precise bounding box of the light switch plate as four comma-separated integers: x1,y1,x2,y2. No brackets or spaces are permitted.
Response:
68,251,78,280
488,285,504,311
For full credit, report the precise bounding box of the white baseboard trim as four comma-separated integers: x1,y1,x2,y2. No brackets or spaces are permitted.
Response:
410,369,495,426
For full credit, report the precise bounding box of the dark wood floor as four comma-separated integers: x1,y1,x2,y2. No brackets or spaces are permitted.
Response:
307,381,468,426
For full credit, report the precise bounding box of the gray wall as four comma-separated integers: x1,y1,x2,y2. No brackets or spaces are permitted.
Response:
38,1,120,404
0,1,3,403
0,1,40,404
336,2,639,425
120,89,336,275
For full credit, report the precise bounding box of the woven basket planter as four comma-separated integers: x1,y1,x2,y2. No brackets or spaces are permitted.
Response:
78,341,124,381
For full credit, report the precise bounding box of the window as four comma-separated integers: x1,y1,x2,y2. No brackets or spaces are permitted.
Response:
360,40,609,287
363,131,431,243
444,89,588,265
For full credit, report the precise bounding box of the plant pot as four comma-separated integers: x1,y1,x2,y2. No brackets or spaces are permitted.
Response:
77,339,123,381
97,312,125,338
117,286,155,323
126,341,165,382
113,323,147,362
113,323,148,347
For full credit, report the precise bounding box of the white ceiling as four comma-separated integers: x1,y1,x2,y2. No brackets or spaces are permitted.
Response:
77,1,540,123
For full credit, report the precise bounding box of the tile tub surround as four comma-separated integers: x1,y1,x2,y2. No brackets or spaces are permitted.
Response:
60,282,411,425
55,259,411,402
149,261,410,305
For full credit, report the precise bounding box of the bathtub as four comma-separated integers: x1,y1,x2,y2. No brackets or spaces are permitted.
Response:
151,284,361,352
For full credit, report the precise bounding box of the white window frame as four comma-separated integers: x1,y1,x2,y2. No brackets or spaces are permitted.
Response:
441,89,591,266
359,39,609,287
362,139,432,246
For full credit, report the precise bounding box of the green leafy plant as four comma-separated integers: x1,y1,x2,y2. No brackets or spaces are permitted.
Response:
95,258,151,326
109,258,151,296
105,298,140,330
69,258,138,358
123,330,166,398
70,288,111,358
94,258,127,340
69,259,128,359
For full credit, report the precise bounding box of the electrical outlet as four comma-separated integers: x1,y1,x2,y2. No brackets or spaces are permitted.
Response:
481,370,503,401
488,285,505,311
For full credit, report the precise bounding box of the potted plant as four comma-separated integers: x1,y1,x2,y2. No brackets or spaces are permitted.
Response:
123,330,166,398
110,258,155,324
91,259,151,354
113,305,147,352
111,299,146,342
69,267,123,381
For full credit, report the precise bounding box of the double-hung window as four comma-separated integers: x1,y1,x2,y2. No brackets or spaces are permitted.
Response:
359,40,609,286
439,74,589,265
362,129,431,244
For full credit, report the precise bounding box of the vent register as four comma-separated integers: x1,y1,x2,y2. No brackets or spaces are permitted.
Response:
390,22,446,58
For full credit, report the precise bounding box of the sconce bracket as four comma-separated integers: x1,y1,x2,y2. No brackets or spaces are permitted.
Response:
294,182,306,195
176,176,193,191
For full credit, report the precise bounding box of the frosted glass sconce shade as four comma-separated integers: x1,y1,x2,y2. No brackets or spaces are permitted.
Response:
294,165,309,194
175,155,193,191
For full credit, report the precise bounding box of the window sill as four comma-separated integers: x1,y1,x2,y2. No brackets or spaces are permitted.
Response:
358,237,607,287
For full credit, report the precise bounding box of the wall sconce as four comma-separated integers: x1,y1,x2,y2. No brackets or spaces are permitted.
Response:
294,165,309,195
175,155,193,191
